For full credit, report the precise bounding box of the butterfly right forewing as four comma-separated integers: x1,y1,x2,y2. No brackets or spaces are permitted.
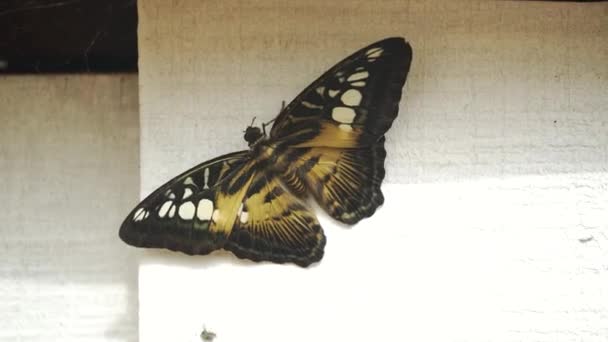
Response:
270,37,412,149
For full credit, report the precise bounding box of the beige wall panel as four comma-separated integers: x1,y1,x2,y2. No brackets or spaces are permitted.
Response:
0,75,139,342
138,1,607,187
137,2,607,341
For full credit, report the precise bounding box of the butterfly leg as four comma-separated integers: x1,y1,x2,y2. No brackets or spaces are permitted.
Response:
261,100,285,135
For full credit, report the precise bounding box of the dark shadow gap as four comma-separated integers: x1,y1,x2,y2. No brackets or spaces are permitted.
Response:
0,0,138,73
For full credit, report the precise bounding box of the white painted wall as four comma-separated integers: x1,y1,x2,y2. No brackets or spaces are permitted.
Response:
0,75,139,342
137,1,607,341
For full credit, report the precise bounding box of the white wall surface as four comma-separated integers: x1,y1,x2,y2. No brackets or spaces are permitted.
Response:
0,75,139,342
137,1,607,341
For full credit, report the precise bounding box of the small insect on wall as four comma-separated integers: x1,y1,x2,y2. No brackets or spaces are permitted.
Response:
120,38,413,267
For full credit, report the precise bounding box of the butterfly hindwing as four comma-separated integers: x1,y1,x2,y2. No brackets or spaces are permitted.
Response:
225,171,326,267
279,137,387,224
270,37,412,149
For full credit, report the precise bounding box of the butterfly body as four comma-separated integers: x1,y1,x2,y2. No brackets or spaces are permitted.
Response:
120,37,412,267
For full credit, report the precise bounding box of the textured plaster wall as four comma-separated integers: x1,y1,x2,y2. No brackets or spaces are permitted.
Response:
0,75,139,341
137,1,607,341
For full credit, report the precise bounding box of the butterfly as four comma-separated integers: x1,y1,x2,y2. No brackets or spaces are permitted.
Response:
119,37,413,267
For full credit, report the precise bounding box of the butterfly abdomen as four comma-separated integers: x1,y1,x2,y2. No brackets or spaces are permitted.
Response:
281,170,308,196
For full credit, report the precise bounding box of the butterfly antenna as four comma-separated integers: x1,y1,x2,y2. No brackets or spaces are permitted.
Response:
250,116,257,127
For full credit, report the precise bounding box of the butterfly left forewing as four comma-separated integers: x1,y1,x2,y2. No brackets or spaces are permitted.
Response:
119,151,251,255
121,151,326,266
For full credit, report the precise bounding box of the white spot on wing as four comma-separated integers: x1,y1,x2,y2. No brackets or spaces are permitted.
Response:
341,89,362,106
203,168,209,189
315,86,325,96
184,177,195,186
301,101,323,109
331,107,356,124
158,201,172,218
328,89,340,98
366,47,383,58
133,208,146,221
350,81,366,87
347,71,369,82
339,124,353,132
179,201,196,220
183,188,193,199
197,199,214,221
240,211,249,224
168,204,176,218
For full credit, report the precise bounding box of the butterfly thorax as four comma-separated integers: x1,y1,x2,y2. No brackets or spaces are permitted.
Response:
245,126,280,165
250,139,277,162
